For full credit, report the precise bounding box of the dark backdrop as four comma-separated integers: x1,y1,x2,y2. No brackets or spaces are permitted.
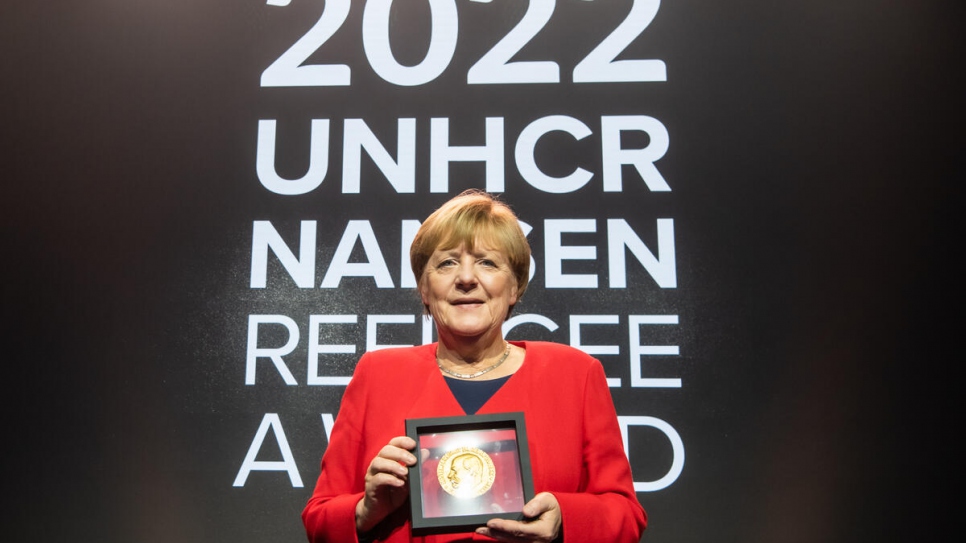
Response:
2,1,959,542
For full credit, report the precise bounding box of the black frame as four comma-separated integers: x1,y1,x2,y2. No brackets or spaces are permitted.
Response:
405,412,535,536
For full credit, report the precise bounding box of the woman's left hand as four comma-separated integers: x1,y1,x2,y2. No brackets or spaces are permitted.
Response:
475,492,561,542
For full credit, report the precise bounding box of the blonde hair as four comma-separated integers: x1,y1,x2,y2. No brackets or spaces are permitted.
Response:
410,190,531,315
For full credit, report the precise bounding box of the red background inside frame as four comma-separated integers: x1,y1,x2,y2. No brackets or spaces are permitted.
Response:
417,428,525,518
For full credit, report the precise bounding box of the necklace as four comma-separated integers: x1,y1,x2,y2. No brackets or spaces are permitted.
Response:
437,342,511,380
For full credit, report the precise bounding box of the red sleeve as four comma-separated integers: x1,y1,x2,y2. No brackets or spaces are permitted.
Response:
301,355,371,543
552,360,647,542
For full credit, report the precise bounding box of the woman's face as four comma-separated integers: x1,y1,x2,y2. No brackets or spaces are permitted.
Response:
419,240,518,342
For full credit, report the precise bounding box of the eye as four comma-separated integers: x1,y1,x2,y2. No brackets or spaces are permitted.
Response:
437,258,457,268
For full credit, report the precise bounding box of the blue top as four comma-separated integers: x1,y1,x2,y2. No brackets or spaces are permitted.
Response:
444,375,512,415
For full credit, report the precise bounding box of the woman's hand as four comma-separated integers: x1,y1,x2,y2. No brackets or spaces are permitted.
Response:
476,492,562,542
355,436,418,533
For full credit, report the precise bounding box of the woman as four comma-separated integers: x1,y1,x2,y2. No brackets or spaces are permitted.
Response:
302,190,646,542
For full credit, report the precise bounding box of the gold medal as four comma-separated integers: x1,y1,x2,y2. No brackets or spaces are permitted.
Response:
436,446,496,498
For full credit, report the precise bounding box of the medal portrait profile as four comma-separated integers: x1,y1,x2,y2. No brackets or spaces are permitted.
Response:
436,446,496,499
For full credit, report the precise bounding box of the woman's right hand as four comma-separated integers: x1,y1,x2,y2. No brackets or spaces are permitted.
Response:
355,436,418,533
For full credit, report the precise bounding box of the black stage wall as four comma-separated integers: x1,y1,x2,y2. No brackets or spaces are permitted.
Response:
2,1,959,542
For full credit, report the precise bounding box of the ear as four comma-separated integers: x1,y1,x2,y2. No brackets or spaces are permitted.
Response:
505,283,520,321
416,272,427,305
417,274,430,306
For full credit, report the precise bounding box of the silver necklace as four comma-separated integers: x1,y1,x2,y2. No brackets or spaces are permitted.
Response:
437,342,510,380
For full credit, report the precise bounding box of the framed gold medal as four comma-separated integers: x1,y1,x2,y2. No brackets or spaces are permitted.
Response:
405,412,535,536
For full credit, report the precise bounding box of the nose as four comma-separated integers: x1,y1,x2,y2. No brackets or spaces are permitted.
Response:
455,260,477,291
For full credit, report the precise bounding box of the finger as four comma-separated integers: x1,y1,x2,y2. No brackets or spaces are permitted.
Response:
522,492,556,518
476,525,519,542
475,526,504,541
368,456,410,479
387,435,417,451
377,444,417,467
366,471,409,490
482,493,560,541
485,517,542,537
477,520,543,542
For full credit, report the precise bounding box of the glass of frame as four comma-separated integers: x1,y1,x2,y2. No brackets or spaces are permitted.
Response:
405,412,535,536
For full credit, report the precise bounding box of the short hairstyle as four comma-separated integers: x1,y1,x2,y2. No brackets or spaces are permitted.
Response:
410,190,531,313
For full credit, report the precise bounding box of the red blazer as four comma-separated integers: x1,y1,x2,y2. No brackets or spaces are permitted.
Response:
302,341,646,542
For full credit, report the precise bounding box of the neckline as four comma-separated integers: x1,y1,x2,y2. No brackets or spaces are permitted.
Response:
442,374,512,384
430,340,527,414
432,340,526,382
